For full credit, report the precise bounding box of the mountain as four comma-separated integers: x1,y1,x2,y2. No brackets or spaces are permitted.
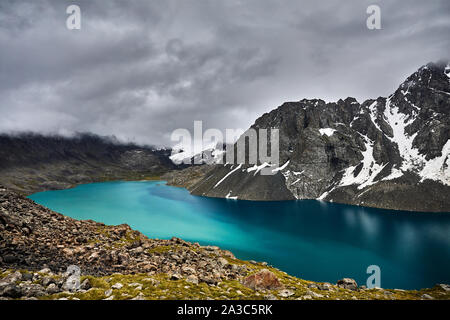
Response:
0,133,175,194
181,62,450,212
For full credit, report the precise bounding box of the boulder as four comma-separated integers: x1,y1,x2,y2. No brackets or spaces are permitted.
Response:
19,283,46,297
337,278,358,291
0,285,22,298
0,271,22,285
242,269,283,291
111,283,123,290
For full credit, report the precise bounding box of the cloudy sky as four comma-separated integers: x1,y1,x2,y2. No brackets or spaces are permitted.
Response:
0,0,449,147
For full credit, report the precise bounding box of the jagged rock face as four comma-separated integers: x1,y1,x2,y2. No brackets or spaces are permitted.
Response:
189,62,450,212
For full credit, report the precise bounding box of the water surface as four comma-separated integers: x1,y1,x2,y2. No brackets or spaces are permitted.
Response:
29,181,450,289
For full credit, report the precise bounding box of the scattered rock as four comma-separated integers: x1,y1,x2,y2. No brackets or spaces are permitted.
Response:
217,258,229,267
0,271,22,285
186,275,199,285
46,283,59,295
111,283,123,290
278,289,295,298
41,276,55,287
0,285,22,298
80,279,91,290
104,289,113,297
435,284,450,292
317,283,332,291
306,290,324,298
132,293,145,300
421,294,434,300
170,273,182,281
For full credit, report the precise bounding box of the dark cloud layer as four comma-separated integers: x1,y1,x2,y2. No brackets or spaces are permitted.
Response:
0,0,449,146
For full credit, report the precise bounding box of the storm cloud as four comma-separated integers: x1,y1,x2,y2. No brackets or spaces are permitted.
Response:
0,0,449,146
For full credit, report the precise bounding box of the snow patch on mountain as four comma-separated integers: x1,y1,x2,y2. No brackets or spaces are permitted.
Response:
383,99,424,173
419,140,450,185
339,134,388,190
226,191,238,200
445,64,450,80
247,162,271,175
319,128,336,137
272,160,290,173
214,164,242,188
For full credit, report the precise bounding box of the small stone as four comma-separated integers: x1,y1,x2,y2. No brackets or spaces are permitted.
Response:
132,293,145,300
105,289,113,297
278,289,295,298
128,283,141,287
186,275,199,285
308,283,318,289
38,268,52,275
306,290,324,298
317,283,332,291
217,258,229,267
80,279,91,290
46,283,59,295
111,283,123,290
41,277,55,287
170,273,182,281
22,273,33,282
181,266,196,274
421,294,434,300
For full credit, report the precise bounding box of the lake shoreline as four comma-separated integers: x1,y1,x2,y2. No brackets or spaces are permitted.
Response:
27,181,450,290
1,184,449,299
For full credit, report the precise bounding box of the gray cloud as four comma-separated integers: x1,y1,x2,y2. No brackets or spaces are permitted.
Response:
0,0,449,146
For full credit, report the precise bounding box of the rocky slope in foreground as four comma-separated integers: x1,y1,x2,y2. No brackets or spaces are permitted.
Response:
0,133,175,195
1,185,449,300
186,62,450,212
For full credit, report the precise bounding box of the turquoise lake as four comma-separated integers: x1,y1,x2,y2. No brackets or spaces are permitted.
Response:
29,180,450,290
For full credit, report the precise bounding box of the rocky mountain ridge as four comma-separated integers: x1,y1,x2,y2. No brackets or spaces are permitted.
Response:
185,62,450,212
0,133,175,195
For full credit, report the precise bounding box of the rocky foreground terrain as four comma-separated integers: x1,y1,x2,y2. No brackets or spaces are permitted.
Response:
1,185,449,300
182,62,450,212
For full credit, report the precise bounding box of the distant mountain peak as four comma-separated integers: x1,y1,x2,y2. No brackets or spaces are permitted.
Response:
187,62,450,212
